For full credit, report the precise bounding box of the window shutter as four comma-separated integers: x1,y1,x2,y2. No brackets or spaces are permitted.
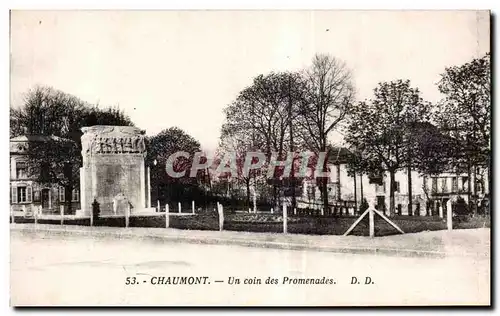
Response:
11,186,17,204
59,186,65,202
33,187,40,202
26,186,32,203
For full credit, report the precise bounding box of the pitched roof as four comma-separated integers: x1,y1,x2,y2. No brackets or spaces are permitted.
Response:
327,145,352,164
10,135,73,143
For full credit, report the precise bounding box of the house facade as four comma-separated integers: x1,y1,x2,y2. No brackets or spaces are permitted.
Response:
10,135,81,217
297,147,490,216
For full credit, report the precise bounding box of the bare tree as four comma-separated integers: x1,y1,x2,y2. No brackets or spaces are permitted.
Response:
297,54,355,214
221,72,307,207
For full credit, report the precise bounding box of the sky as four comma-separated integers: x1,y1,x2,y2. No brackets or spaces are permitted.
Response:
10,10,490,152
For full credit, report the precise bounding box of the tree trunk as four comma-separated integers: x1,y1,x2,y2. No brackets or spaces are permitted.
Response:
245,179,251,208
353,169,357,215
273,184,278,209
389,170,396,216
320,143,329,215
65,184,72,215
206,167,212,191
336,164,341,200
360,174,364,205
407,164,412,216
467,160,472,208
472,165,477,216
487,162,491,195
322,177,329,215
288,76,296,211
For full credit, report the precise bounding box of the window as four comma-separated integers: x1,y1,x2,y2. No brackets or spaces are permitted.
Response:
461,177,468,191
452,177,458,192
394,181,400,193
16,162,27,179
330,165,338,182
440,178,448,193
11,185,32,204
476,179,484,194
431,178,438,193
59,186,65,202
72,189,79,202
307,185,316,201
18,187,26,202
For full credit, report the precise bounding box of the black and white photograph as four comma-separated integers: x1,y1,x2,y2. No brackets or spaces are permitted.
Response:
8,10,491,306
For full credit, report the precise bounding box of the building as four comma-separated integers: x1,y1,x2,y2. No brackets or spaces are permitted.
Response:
10,135,81,217
297,146,490,216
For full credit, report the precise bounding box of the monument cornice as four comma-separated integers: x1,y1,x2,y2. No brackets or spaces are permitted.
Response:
81,125,147,156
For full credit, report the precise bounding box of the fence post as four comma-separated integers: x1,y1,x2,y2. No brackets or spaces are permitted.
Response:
178,202,181,213
439,203,443,218
283,204,287,234
60,205,64,225
90,207,93,227
294,208,297,216
218,204,224,231
271,207,274,214
125,203,130,228
369,208,375,238
192,200,195,214
157,200,160,212
10,206,14,224
248,208,251,213
34,206,38,227
446,199,453,231
165,203,170,228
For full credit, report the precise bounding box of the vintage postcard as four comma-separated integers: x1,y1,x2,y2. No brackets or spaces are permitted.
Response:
9,10,491,306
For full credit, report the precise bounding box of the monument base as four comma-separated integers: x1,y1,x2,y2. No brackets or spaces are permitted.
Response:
76,207,157,217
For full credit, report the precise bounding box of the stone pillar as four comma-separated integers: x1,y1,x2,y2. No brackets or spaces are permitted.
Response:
140,161,146,208
146,166,151,208
91,161,98,212
79,167,86,215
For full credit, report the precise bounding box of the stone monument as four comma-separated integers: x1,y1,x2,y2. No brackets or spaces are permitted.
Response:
78,125,154,216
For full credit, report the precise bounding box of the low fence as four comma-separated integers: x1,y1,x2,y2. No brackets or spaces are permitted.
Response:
10,200,489,237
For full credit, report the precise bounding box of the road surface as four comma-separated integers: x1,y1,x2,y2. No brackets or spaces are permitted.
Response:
10,229,490,306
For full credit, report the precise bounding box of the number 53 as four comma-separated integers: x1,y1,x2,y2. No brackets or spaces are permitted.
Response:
125,277,137,285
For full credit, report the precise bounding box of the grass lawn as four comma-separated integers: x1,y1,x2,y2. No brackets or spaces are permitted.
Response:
11,211,490,237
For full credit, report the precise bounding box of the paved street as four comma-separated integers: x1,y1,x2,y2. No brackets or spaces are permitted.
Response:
10,227,490,306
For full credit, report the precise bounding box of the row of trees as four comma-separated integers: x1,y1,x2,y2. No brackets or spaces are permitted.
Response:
219,53,490,216
11,52,490,216
219,55,355,211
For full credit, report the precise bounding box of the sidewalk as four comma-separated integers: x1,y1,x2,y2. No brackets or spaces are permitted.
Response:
10,223,490,259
